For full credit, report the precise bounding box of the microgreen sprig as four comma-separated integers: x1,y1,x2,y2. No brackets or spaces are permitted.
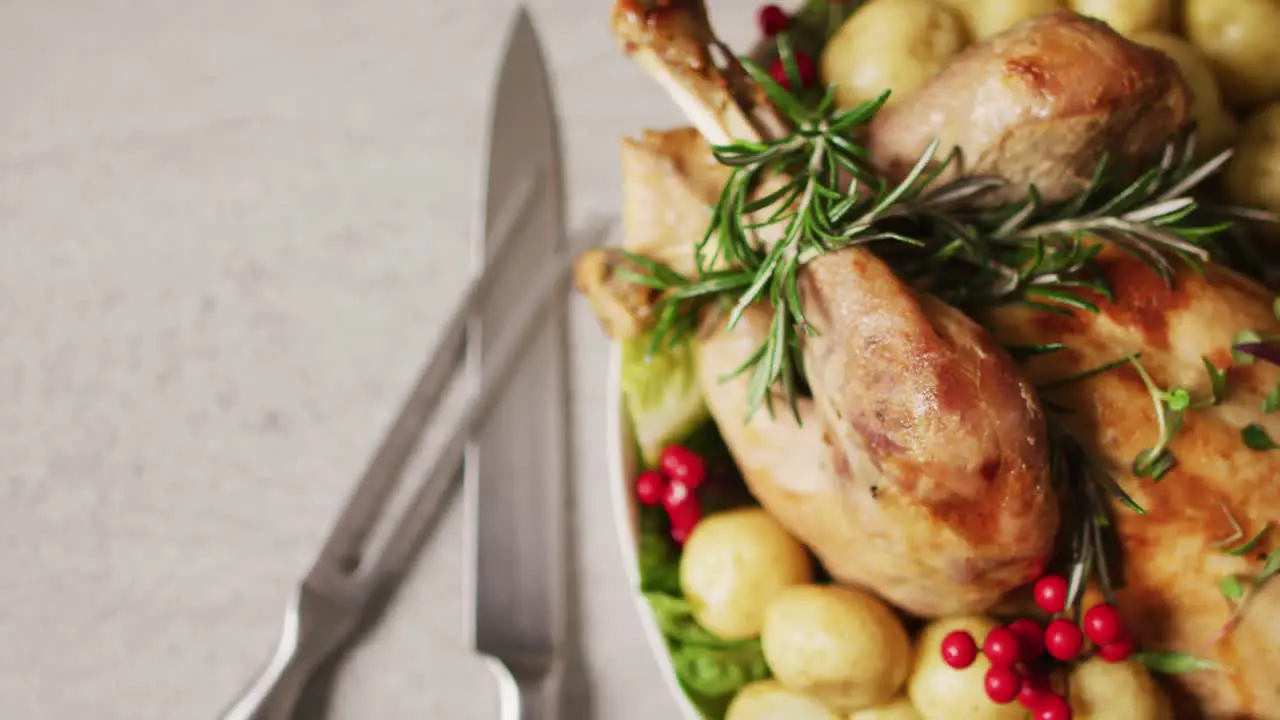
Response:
1217,548,1280,639
1128,356,1201,481
1213,503,1271,556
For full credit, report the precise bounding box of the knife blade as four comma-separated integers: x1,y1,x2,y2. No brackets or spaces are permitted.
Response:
464,7,569,720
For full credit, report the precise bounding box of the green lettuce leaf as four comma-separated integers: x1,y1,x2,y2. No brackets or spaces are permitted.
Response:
644,592,770,719
621,333,710,467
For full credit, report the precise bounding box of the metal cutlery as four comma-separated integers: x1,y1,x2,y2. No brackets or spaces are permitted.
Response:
466,8,570,720
219,7,588,718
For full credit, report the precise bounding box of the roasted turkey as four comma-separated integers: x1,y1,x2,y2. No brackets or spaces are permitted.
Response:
580,2,1280,717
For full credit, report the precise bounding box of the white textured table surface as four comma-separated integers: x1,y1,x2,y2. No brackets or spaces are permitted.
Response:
0,1,756,718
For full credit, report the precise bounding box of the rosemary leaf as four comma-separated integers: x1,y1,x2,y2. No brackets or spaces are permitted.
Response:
619,250,687,286
614,268,672,292
1136,651,1221,675
1158,147,1233,201
739,57,807,121
1023,286,1100,314
1102,473,1147,515
1038,353,1136,392
1123,197,1196,224
1005,342,1066,361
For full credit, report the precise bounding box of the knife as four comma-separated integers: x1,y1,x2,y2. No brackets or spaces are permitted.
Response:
464,7,569,720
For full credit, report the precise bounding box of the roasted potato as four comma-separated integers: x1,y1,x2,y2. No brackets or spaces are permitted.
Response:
938,0,1063,40
761,585,912,712
1068,657,1171,720
1067,0,1170,36
1224,103,1280,216
678,507,812,640
848,696,924,720
821,0,969,110
725,681,841,720
907,616,1025,720
1131,31,1238,157
1184,0,1280,108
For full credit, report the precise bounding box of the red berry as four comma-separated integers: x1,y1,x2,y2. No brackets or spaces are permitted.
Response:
758,4,789,36
663,478,693,513
983,627,1023,667
940,630,979,669
1099,634,1135,662
667,489,702,532
1009,618,1045,660
768,52,816,91
670,523,693,545
1034,575,1070,614
984,665,1022,704
1018,672,1054,709
1083,603,1125,646
1044,618,1084,661
635,470,667,506
1034,693,1073,720
659,445,706,490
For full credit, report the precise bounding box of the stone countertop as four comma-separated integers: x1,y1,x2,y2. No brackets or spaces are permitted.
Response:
0,1,756,717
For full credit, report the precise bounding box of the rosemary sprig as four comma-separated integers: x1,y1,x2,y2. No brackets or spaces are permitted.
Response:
687,50,983,419
1050,417,1142,615
921,131,1231,312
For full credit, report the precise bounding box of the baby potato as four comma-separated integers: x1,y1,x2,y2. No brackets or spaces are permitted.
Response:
1068,657,1170,720
1223,103,1280,215
678,507,812,640
1131,31,1238,157
1067,0,1170,36
821,0,969,110
1185,0,1280,108
908,616,1025,720
848,696,923,720
726,680,842,720
761,585,912,712
939,0,1063,40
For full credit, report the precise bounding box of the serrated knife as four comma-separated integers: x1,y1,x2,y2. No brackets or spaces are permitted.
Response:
464,7,570,720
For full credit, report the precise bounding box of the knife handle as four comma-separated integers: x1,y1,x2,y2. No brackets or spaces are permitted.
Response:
491,659,562,720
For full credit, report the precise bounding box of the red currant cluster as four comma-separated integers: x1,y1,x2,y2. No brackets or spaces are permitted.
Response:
635,444,707,544
938,575,1135,720
756,4,817,91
